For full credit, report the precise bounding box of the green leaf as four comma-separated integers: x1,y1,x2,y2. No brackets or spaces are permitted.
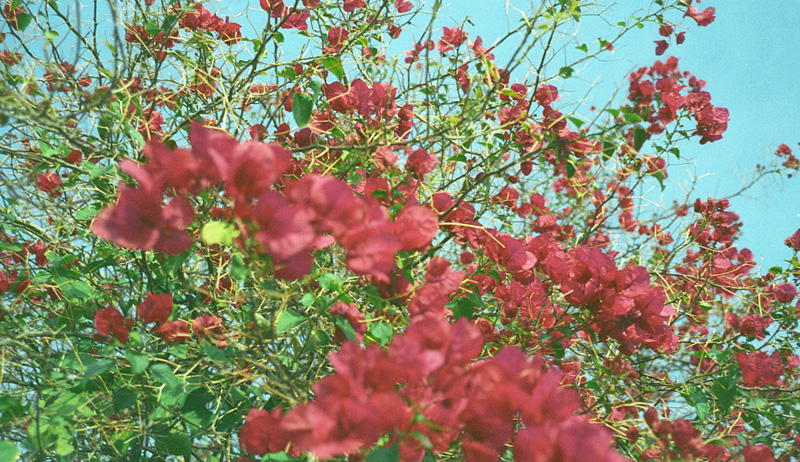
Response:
318,273,342,291
369,322,392,346
0,441,20,462
81,359,113,387
202,342,231,362
45,29,59,40
75,206,98,220
565,155,577,178
15,13,31,31
322,57,345,81
145,19,160,36
711,378,736,414
276,310,306,332
150,363,180,388
633,127,648,151
453,297,474,320
653,171,665,191
334,316,357,341
54,438,73,456
366,444,399,462
558,66,574,78
230,254,249,281
113,389,137,412
124,350,149,375
200,221,239,246
300,293,316,307
60,280,94,301
154,431,191,458
688,386,710,421
768,265,783,275
292,92,314,127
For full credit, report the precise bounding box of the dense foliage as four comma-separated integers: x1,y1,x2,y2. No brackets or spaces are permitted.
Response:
1,0,799,461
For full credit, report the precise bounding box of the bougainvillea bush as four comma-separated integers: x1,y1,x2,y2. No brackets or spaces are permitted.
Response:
1,0,800,460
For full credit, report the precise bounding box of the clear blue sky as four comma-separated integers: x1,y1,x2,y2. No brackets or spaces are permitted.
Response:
426,0,800,270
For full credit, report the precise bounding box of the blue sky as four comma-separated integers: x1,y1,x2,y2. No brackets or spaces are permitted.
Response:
429,0,800,269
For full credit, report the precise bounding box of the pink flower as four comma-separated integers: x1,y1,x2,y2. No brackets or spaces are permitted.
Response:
654,40,669,56
137,293,173,324
37,171,63,197
773,282,797,304
324,27,349,54
437,27,466,53
737,351,782,387
91,187,195,255
192,315,228,348
153,320,191,342
95,307,133,344
394,0,413,13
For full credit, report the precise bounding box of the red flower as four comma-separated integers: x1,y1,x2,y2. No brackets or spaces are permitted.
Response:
343,0,366,12
534,85,560,107
91,186,195,255
239,408,289,455
405,148,437,178
394,0,413,13
742,444,774,462
95,307,133,344
324,27,349,54
153,320,190,343
786,229,800,251
37,171,63,197
437,27,467,53
137,292,173,324
654,40,669,56
392,205,439,251
737,351,783,387
772,282,797,304
192,315,227,348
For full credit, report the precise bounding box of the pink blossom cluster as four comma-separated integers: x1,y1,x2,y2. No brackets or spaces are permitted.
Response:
240,315,626,462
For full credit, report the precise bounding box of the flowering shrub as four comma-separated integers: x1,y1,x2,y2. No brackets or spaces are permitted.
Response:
1,0,800,461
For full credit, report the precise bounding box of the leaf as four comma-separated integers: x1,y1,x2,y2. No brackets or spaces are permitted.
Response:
292,92,314,127
369,322,392,346
688,386,710,421
45,29,59,40
711,378,736,414
60,280,94,301
453,297,474,320
366,444,399,462
230,254,249,281
335,316,357,341
558,66,574,78
124,350,149,375
0,441,20,462
633,127,648,151
54,438,73,456
202,342,231,362
150,363,180,388
322,57,344,81
565,156,577,178
300,293,316,307
318,273,342,291
113,389,137,412
200,221,239,246
276,310,306,332
80,359,113,387
145,19,160,36
15,13,31,31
